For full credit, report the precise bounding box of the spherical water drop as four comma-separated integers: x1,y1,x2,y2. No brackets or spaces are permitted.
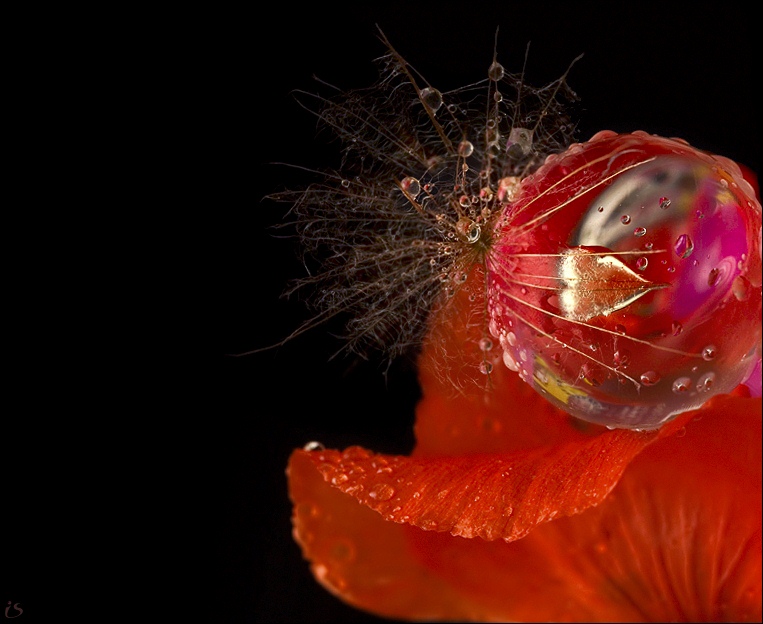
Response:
479,337,493,351
420,87,443,112
303,441,326,451
485,132,762,429
400,176,420,196
458,140,474,157
672,377,692,393
479,361,493,374
488,61,505,81
634,227,647,237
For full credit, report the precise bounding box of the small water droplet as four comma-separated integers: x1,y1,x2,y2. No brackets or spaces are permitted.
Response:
636,257,648,271
493,91,503,102
458,140,474,157
400,176,420,196
369,483,396,501
620,215,631,225
702,345,717,361
696,371,716,393
633,226,647,237
303,441,325,451
732,275,750,301
640,370,661,386
672,376,692,393
420,87,443,111
673,234,694,258
488,60,505,81
479,337,493,351
659,196,671,209
597,205,604,212
479,361,493,374
341,179,350,188
708,268,721,286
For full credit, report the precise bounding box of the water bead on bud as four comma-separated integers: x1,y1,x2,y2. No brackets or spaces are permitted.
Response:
486,131,762,429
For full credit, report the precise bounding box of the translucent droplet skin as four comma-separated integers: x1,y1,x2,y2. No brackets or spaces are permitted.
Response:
486,131,762,429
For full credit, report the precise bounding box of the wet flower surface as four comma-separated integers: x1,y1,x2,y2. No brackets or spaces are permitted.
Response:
287,278,762,621
285,145,762,620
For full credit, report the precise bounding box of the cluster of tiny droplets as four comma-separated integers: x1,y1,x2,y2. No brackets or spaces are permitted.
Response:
271,32,580,365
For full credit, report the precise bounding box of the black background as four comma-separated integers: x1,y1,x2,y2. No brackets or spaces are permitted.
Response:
214,2,760,623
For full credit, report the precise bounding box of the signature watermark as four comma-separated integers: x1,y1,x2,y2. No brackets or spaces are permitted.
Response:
3,602,22,619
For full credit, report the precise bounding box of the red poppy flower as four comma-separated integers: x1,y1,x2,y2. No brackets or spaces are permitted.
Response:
285,131,762,622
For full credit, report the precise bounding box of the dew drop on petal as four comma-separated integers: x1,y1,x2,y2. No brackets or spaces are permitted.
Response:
696,371,716,393
633,227,647,237
369,483,396,501
620,215,631,225
303,441,325,451
640,371,661,386
673,233,694,258
702,345,717,361
672,377,692,393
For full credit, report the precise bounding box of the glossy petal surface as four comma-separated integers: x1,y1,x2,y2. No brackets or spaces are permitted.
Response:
288,394,761,622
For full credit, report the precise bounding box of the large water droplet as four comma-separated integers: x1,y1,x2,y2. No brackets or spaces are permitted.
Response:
303,441,325,451
486,132,762,429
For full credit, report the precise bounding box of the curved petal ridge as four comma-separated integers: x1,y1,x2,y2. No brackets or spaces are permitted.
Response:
294,422,663,543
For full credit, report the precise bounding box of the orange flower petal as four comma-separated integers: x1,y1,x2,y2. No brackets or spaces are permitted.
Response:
288,394,761,621
292,417,667,543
